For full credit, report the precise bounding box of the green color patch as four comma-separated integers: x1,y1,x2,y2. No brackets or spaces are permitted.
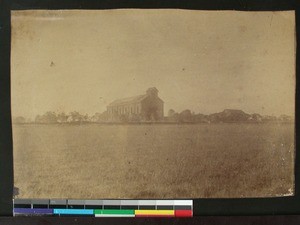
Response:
94,209,135,215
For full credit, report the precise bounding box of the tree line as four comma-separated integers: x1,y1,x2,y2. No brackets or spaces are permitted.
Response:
13,111,91,124
12,109,293,124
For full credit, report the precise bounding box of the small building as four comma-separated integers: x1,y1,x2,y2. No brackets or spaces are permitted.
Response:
107,87,164,122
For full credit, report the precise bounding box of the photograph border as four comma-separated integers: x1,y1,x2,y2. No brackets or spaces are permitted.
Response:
0,0,299,221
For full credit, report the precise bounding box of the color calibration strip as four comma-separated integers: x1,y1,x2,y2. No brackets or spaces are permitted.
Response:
13,199,193,217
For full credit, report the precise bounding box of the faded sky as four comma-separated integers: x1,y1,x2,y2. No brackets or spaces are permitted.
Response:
11,10,295,119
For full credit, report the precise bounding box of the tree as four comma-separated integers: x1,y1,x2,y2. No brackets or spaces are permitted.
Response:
168,109,176,117
91,111,108,122
35,112,57,123
179,109,193,122
83,114,89,122
68,111,88,123
57,112,68,123
167,109,179,122
43,111,58,123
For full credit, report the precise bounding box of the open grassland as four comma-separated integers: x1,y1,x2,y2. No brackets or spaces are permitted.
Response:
13,123,294,199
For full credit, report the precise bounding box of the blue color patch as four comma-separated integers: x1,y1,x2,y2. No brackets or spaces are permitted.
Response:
14,208,53,215
53,209,94,215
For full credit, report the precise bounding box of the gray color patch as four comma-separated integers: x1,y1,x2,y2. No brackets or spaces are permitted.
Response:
68,200,85,205
13,199,32,204
85,200,103,205
121,200,138,206
50,199,67,205
103,200,121,205
32,199,49,205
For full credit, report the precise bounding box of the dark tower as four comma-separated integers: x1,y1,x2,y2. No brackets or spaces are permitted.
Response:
146,87,158,97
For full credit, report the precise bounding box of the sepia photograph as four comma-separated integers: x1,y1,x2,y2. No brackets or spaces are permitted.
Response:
11,9,295,199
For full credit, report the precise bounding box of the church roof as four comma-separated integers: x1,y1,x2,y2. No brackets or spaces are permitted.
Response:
147,87,158,92
108,94,148,107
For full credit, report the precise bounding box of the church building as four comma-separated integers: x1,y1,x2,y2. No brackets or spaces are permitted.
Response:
107,87,164,121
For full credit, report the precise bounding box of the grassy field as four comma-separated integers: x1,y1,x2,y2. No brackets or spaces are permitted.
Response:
13,123,294,199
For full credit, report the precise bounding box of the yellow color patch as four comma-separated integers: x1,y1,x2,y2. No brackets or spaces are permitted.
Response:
135,210,175,216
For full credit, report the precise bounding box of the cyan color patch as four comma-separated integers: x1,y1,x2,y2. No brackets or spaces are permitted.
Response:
53,209,94,215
